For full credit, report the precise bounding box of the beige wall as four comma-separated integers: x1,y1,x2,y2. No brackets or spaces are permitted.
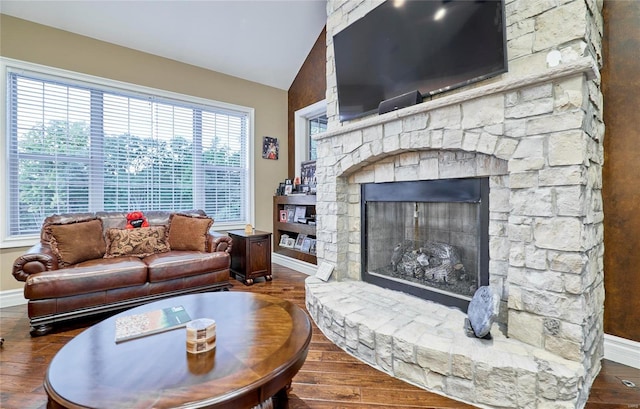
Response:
0,15,288,293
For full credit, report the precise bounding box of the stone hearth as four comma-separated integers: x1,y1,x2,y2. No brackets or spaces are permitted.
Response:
306,1,605,408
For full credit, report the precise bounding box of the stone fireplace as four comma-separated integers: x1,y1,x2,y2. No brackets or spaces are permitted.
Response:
305,1,605,408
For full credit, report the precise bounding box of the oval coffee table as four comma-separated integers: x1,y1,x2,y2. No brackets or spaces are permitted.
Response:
44,292,312,409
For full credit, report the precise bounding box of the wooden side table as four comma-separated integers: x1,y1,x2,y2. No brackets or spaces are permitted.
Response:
228,230,272,285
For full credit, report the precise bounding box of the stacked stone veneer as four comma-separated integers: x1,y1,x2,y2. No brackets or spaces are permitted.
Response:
306,277,587,408
307,0,606,407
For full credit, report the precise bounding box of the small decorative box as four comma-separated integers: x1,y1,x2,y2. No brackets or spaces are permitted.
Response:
185,318,216,354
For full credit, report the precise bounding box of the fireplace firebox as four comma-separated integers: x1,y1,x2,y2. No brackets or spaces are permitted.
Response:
361,178,489,311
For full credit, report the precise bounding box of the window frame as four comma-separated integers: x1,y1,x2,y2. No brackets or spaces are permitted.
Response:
1,57,255,248
294,99,326,180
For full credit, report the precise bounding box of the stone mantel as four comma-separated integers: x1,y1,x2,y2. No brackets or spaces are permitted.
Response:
316,57,599,143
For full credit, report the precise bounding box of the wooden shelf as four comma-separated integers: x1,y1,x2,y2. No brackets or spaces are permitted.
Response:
273,195,316,265
274,195,316,206
274,245,317,265
275,221,316,236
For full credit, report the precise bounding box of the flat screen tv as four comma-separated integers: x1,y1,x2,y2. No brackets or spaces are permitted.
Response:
333,0,507,122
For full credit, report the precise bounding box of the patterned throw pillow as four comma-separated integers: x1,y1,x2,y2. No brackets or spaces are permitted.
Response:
104,226,170,258
46,219,106,267
167,214,213,252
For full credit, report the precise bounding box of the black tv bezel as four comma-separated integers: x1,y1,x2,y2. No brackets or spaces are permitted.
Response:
333,0,508,123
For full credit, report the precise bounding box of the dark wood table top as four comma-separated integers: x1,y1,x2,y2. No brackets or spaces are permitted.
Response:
227,229,272,238
44,292,312,409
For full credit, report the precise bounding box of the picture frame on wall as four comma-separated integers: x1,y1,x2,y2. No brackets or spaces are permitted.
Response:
262,136,279,160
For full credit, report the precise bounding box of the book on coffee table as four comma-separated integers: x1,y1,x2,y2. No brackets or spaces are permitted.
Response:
115,305,192,343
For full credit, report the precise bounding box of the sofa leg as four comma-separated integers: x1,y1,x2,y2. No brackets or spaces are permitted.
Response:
30,324,53,337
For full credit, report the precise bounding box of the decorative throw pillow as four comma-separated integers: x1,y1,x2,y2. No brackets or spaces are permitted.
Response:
167,213,213,252
46,219,106,267
104,226,170,258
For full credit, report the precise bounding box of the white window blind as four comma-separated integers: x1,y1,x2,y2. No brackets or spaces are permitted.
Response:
7,69,249,237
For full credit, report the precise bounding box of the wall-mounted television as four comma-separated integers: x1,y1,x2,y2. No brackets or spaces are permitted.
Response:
333,0,507,122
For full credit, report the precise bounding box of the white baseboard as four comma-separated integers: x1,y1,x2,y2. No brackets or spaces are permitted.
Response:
0,288,26,308
272,253,316,276
604,333,640,369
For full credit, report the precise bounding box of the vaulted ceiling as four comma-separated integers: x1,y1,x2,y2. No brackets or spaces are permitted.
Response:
0,0,327,90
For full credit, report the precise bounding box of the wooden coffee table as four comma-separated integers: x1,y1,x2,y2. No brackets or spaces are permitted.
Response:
44,292,312,409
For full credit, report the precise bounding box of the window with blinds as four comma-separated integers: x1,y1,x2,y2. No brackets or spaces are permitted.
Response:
6,68,250,237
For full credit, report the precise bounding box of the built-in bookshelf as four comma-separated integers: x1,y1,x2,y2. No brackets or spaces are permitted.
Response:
273,195,316,265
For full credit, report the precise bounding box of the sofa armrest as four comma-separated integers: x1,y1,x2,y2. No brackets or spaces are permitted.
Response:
12,243,58,282
210,235,233,254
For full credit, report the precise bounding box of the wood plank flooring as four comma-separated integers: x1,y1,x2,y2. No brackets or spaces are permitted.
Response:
1,264,639,408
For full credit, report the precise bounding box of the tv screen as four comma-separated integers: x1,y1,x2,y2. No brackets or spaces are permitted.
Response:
333,0,507,122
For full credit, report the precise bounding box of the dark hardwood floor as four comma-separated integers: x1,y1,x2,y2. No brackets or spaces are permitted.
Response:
1,264,638,408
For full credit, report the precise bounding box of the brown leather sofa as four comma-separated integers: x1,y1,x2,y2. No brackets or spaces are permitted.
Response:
12,210,232,336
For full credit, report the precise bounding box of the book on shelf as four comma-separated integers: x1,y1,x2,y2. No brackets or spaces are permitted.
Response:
115,305,192,343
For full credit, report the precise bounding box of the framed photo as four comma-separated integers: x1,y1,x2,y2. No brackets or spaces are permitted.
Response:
284,238,295,248
262,136,279,160
301,160,316,186
300,237,312,253
285,205,295,222
284,184,293,195
309,239,317,254
277,182,285,195
294,234,307,249
279,234,290,246
294,206,307,223
279,210,288,222
299,184,310,193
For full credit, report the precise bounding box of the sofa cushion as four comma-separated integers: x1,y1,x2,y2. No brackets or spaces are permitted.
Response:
46,219,106,267
145,251,229,282
104,227,170,258
167,214,213,252
25,258,148,300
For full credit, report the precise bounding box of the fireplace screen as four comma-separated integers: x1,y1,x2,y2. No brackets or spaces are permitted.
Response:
362,178,489,310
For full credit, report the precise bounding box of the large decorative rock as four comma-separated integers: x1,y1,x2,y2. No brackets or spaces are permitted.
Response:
464,286,498,339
